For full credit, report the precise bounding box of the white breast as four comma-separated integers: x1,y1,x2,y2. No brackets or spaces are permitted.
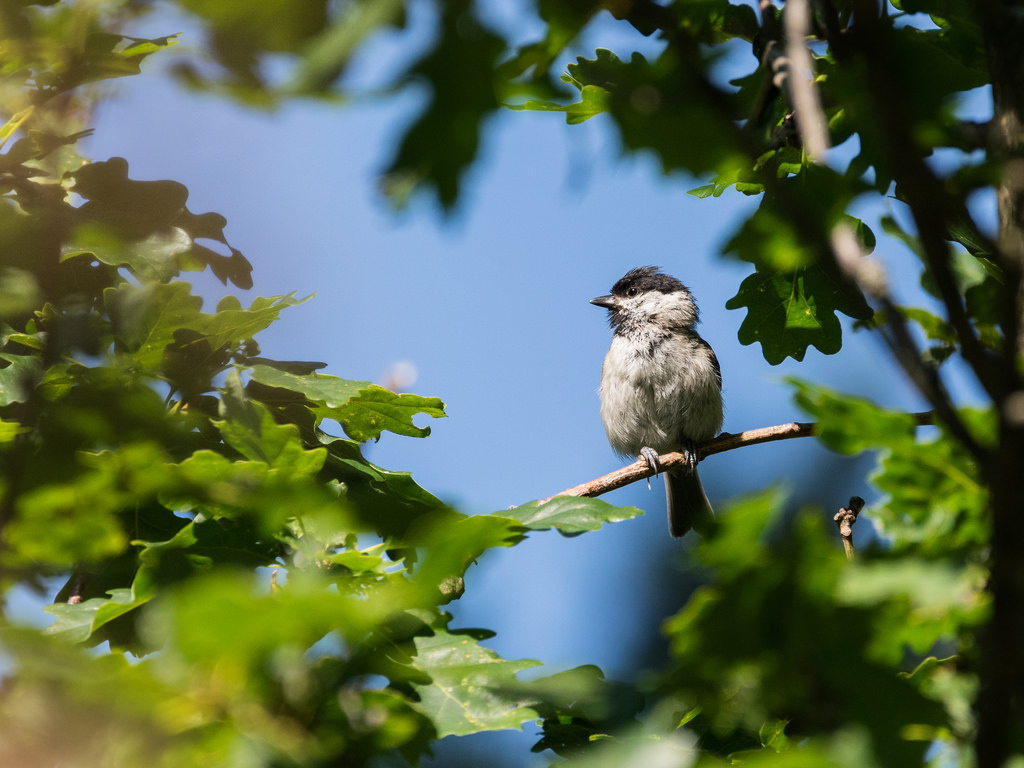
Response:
599,332,722,457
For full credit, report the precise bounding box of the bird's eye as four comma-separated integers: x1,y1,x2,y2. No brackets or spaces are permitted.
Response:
627,287,638,297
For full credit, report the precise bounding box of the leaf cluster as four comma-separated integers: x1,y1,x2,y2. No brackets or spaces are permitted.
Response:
3,1,1023,767
0,8,644,764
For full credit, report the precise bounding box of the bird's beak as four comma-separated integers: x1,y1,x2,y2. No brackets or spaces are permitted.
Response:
590,294,617,309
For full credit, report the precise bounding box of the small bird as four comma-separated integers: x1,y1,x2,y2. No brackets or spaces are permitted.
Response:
591,266,723,537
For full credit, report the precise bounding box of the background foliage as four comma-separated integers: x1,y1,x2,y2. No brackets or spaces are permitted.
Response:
1,1,1022,767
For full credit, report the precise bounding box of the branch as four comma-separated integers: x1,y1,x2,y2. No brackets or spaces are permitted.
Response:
547,414,933,502
782,0,830,162
837,1,1002,405
752,3,994,464
831,225,992,463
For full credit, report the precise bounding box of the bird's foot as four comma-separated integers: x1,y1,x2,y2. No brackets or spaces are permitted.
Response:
682,439,699,474
639,446,662,473
639,446,661,490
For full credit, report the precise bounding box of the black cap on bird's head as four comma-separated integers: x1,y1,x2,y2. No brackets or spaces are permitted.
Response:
590,267,698,330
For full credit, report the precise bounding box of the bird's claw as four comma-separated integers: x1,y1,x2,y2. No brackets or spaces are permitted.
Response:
682,439,699,474
639,446,662,473
639,446,662,490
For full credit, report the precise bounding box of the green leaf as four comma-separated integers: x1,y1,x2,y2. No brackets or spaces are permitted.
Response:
248,364,446,442
195,293,309,350
899,306,956,345
687,183,718,199
0,417,25,444
565,48,743,175
507,84,610,124
216,368,319,469
790,379,919,454
0,352,41,405
156,570,394,668
324,547,393,576
406,511,527,593
524,665,646,757
724,206,815,271
384,4,504,209
64,222,191,282
0,266,43,319
164,447,345,537
68,157,252,287
134,517,282,599
535,733,698,768
339,456,450,537
5,443,179,567
77,33,179,84
666,502,949,765
72,157,187,235
870,410,991,556
105,282,203,371
725,261,871,364
835,559,988,658
43,587,150,643
503,496,643,534
334,386,446,441
176,0,329,60
759,718,791,752
248,363,369,406
288,0,405,92
409,626,542,736
692,488,781,578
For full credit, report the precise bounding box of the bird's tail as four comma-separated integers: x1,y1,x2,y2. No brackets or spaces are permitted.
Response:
665,469,714,538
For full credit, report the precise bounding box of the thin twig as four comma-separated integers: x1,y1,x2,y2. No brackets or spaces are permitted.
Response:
833,496,864,560
836,2,1001,406
782,0,830,162
546,414,933,502
67,570,88,605
831,223,991,463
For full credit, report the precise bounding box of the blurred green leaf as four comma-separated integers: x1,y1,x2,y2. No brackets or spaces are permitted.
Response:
566,48,744,175
384,3,504,208
43,587,149,644
68,157,252,288
508,84,610,124
542,733,698,768
790,380,919,454
504,496,643,534
5,442,180,568
0,352,40,405
870,411,991,556
289,0,406,92
836,559,988,660
77,33,179,84
666,501,949,768
524,665,646,758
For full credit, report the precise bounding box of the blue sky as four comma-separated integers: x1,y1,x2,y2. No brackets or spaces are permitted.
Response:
67,2,992,764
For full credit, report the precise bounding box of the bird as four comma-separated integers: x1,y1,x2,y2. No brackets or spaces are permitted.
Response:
591,266,723,537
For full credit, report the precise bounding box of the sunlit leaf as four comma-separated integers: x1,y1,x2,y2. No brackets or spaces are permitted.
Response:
725,261,871,364
504,496,643,534
247,364,446,442
409,626,541,736
43,587,150,643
